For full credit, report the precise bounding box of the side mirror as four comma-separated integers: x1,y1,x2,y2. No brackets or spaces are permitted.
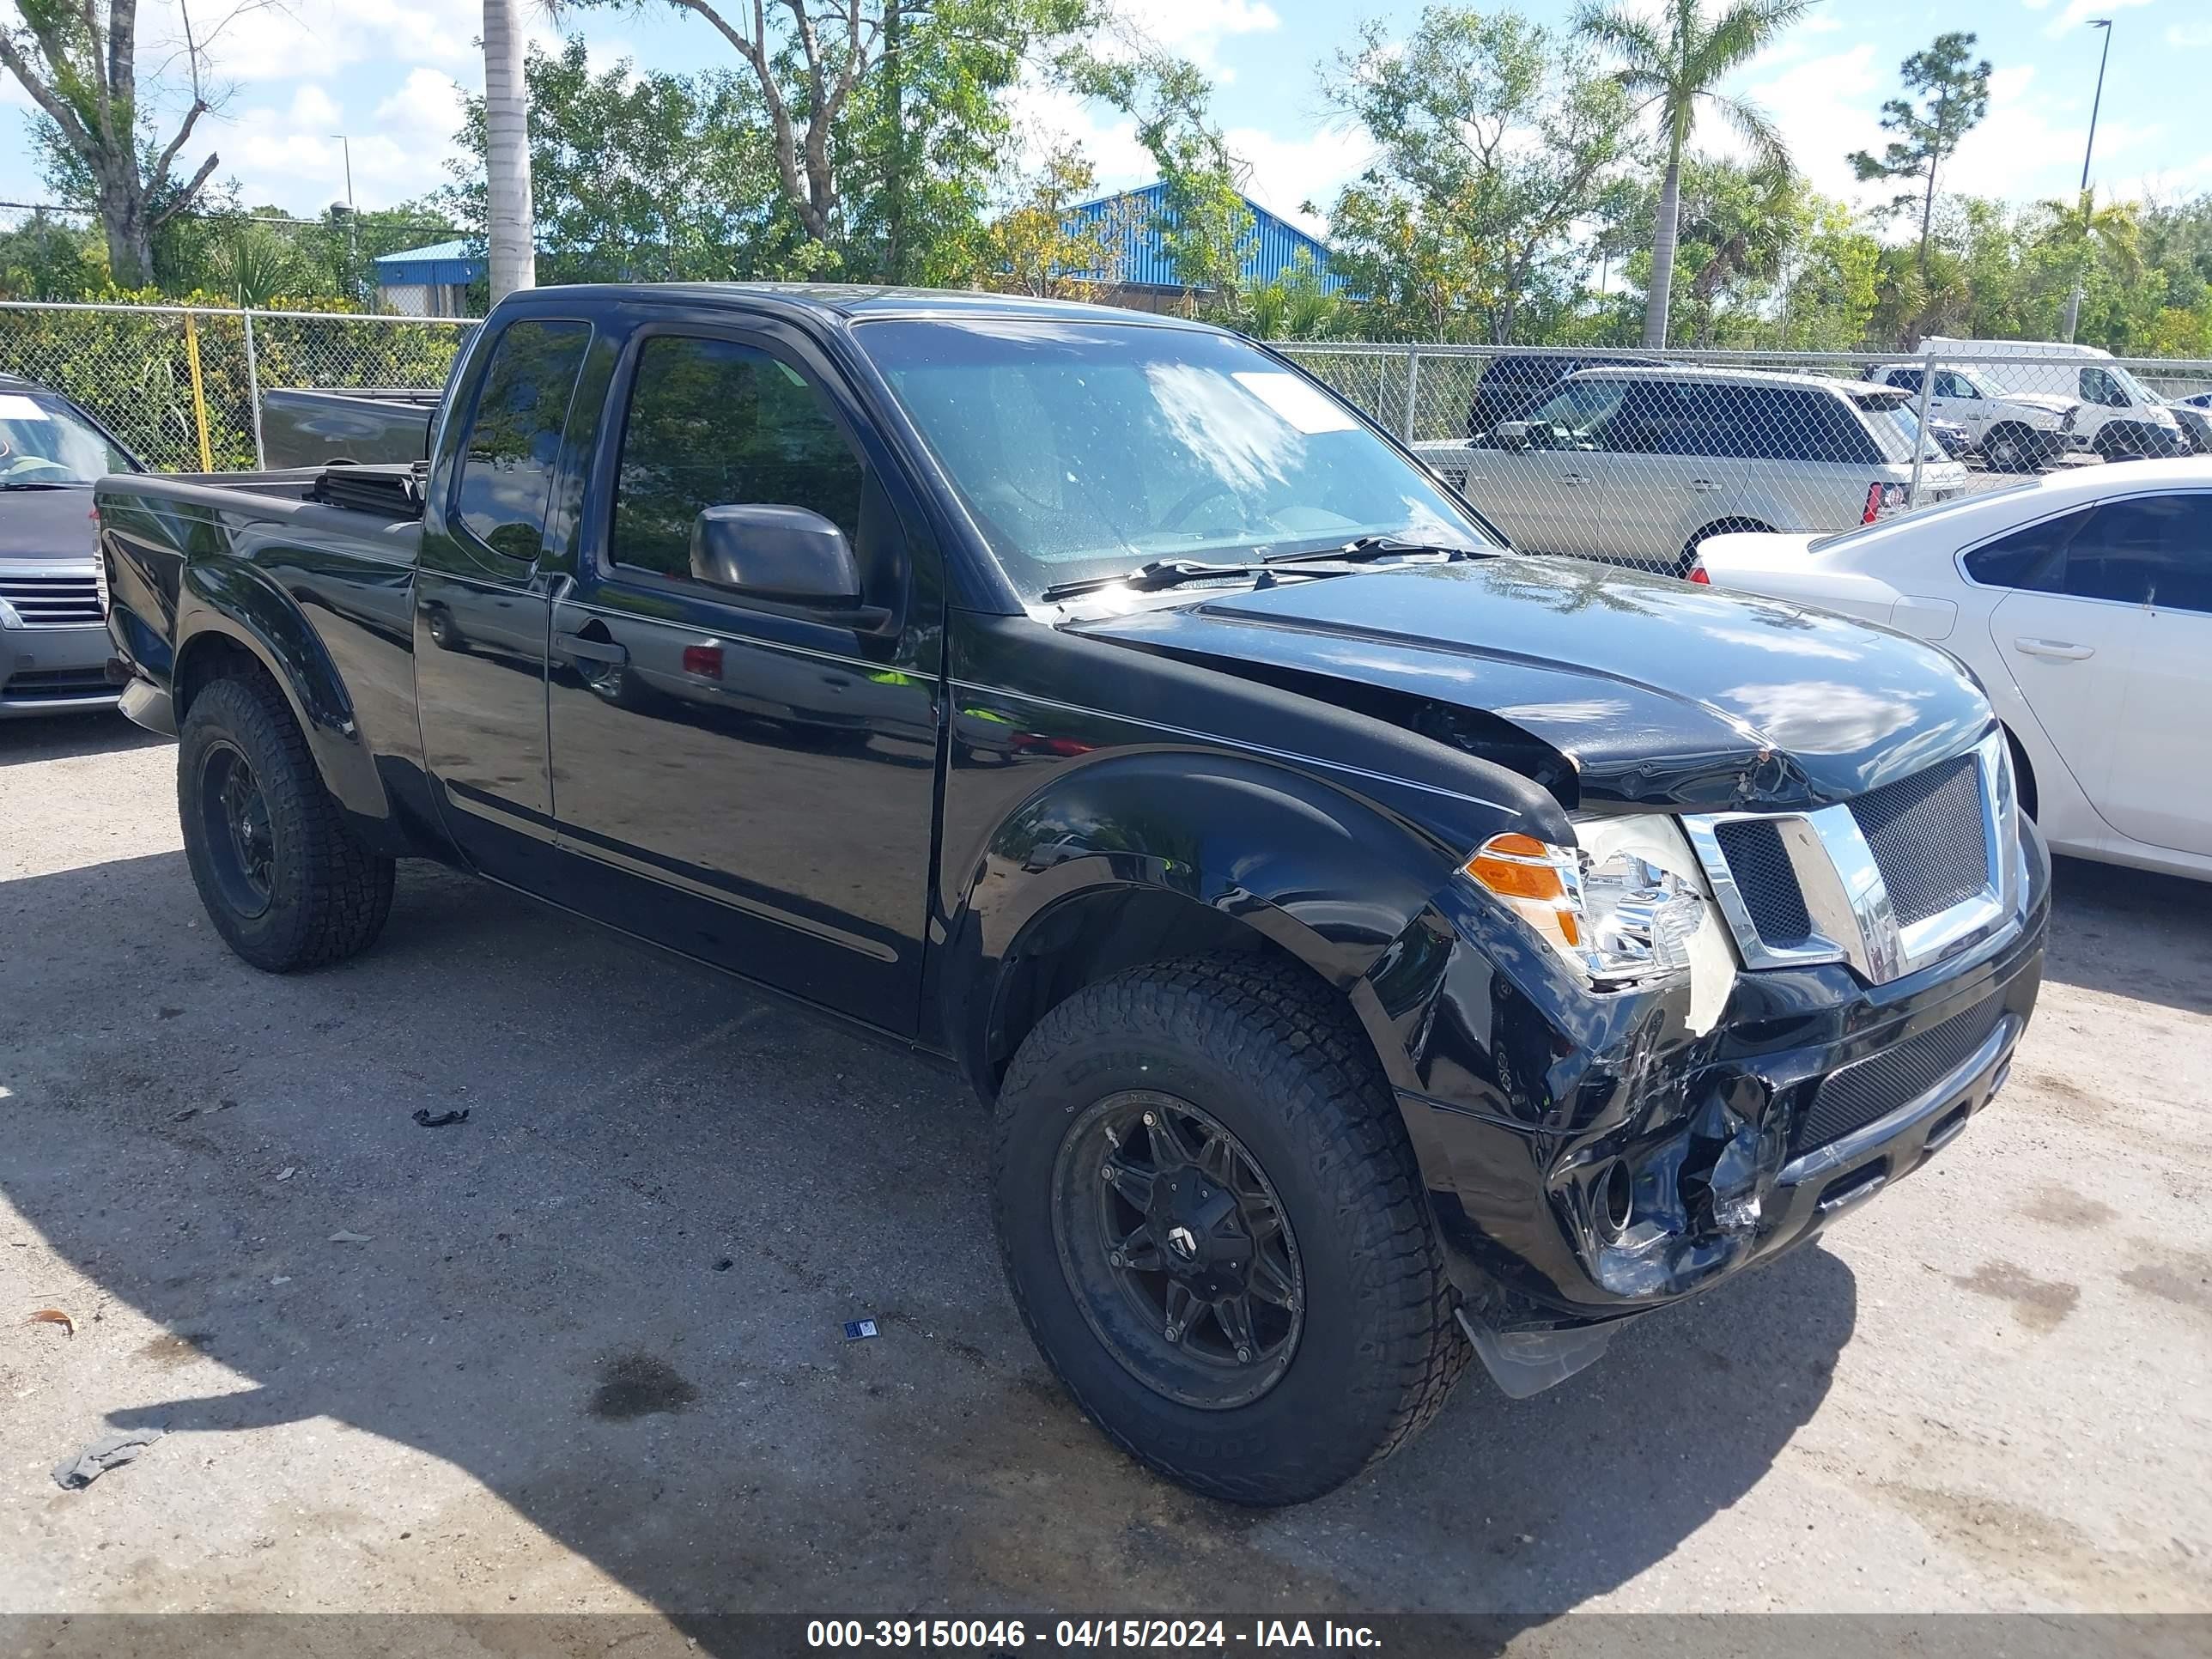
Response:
690,504,860,605
1492,421,1533,452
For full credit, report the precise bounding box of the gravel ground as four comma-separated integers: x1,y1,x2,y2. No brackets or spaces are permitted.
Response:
2,711,2209,1640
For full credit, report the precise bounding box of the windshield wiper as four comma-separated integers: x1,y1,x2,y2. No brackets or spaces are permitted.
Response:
0,480,82,491
1265,535,1488,566
1039,559,1266,602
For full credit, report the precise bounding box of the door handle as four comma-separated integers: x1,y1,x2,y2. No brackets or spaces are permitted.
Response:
2013,636,2094,661
1688,478,1723,492
1557,472,1589,486
555,630,629,666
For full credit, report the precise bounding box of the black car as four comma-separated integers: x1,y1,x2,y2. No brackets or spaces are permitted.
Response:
99,284,2048,1505
1466,350,1662,437
0,375,141,717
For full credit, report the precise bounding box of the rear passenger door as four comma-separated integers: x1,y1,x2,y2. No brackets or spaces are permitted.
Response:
1583,381,1744,569
543,322,942,1031
415,314,594,885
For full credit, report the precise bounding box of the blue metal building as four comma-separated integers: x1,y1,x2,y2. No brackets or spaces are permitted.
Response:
1065,182,1342,295
372,240,483,317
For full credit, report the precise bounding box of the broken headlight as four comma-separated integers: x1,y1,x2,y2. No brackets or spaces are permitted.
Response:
1462,817,1710,990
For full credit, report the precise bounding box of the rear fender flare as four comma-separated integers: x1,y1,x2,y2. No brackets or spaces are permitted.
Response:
173,559,390,828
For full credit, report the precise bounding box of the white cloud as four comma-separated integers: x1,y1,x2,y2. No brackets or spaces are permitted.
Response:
1225,125,1374,238
2170,21,2212,48
1729,44,1886,199
1100,0,1280,74
219,73,465,211
1945,63,2160,201
2043,0,2151,38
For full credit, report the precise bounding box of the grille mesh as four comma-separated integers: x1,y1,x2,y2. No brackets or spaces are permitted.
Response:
0,573,101,627
1796,996,2002,1151
1715,818,1813,947
1850,753,1988,927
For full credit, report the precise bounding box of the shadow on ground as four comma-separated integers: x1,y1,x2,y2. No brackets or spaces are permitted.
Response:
0,710,163,768
2041,856,2212,1017
0,848,1870,1643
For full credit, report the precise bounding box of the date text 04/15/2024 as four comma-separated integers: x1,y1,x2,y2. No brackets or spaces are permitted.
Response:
805,1620,1383,1649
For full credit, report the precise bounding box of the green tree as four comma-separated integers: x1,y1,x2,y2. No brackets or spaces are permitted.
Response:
1576,0,1816,348
2,0,234,286
445,36,782,283
1073,49,1255,312
2040,187,2141,343
1322,5,1637,343
978,144,1140,297
1849,31,1991,283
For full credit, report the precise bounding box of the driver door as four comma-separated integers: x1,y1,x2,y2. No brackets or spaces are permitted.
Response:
544,325,942,1031
1455,377,1625,557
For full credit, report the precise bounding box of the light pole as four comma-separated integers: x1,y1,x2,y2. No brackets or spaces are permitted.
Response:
330,134,358,301
2063,18,2112,343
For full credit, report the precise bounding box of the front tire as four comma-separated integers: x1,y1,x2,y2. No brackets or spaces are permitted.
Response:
992,955,1468,1506
178,673,395,973
1983,423,2045,472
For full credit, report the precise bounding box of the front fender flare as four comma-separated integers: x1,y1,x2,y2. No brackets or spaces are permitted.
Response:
941,750,1528,1097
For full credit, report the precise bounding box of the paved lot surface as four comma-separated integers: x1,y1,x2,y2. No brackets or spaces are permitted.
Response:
3,712,2210,1635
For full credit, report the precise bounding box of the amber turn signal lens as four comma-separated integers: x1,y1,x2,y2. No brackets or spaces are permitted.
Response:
1462,835,1581,945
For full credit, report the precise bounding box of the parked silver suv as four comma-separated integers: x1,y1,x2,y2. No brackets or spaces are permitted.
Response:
1418,366,1971,575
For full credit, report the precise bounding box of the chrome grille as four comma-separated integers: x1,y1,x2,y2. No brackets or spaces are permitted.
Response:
1849,752,1988,927
1712,819,1811,946
1685,732,2018,987
1796,995,2002,1151
0,572,102,626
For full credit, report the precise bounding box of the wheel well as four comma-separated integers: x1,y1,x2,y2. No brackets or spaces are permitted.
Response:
173,634,273,721
980,887,1351,1097
2003,725,2039,821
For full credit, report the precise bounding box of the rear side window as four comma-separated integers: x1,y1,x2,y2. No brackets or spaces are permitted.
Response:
2061,494,2212,611
1740,388,1880,465
1961,508,2091,590
1884,368,1925,393
609,335,864,578
451,319,592,562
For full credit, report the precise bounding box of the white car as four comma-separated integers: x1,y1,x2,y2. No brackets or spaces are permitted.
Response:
1918,337,2188,463
1692,459,2212,881
1861,362,2085,471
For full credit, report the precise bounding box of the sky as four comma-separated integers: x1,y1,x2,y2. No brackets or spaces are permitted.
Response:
1,0,2209,245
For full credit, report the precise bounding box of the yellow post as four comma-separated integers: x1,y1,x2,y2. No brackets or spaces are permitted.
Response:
182,311,215,472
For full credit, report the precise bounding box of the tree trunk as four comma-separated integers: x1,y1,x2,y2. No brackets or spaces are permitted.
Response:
98,176,154,289
483,0,536,302
1644,131,1684,349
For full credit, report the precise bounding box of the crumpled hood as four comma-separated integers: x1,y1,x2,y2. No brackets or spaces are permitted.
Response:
1065,557,1994,812
0,488,99,562
1997,391,2078,417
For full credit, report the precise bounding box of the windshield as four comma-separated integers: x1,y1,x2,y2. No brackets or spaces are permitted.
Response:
0,392,134,483
854,319,1497,598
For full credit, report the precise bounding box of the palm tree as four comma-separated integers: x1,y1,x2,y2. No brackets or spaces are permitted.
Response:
483,0,536,301
1577,0,1817,348
2044,188,2139,343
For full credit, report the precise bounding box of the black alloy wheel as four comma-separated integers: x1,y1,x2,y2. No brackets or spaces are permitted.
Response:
197,739,275,919
1052,1090,1304,1410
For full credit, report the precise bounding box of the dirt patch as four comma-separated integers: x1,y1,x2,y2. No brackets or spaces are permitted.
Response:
2019,1184,2118,1231
587,1352,699,1421
2118,1249,2212,1321
1942,1259,2081,1334
137,1331,213,1370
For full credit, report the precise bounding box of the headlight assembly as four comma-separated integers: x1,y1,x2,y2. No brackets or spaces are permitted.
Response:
1460,815,1737,1026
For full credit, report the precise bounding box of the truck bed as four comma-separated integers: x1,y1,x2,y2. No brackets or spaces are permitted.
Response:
261,386,441,469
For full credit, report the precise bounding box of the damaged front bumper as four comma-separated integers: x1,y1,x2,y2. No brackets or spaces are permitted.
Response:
1363,819,2051,1397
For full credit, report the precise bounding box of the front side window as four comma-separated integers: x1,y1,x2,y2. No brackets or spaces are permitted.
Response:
1936,371,1981,400
609,336,864,578
2081,366,2129,408
1526,378,1629,447
855,319,1493,597
452,319,591,561
2061,494,2212,611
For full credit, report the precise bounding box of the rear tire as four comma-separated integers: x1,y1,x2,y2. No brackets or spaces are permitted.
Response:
178,673,395,973
992,954,1468,1506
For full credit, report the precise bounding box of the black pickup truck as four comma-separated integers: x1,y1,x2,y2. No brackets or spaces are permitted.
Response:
99,283,2048,1506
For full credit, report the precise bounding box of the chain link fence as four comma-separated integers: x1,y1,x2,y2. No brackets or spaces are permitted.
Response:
1278,341,2212,577
0,301,475,473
